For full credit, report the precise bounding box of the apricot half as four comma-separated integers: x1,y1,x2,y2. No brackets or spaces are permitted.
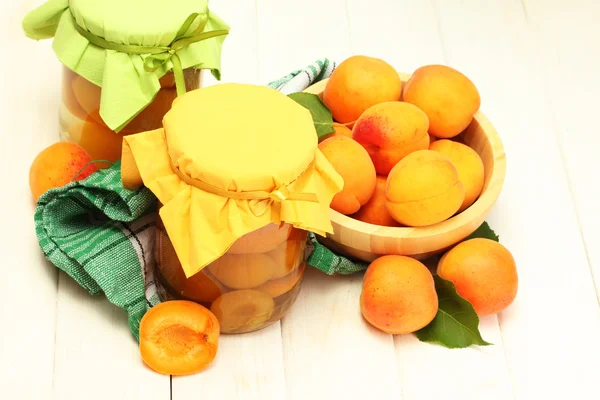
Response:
123,88,177,133
71,73,177,133
267,234,306,279
360,255,438,334
256,264,306,298
157,232,223,303
62,67,88,120
139,300,220,375
227,223,293,254
77,117,130,163
71,74,102,125
208,253,276,289
386,150,465,226
210,289,275,333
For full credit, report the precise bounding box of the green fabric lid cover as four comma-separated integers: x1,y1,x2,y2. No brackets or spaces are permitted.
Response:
22,0,230,132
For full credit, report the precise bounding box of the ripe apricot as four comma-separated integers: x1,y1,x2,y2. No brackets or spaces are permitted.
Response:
208,253,276,289
352,101,430,175
227,222,293,254
437,238,518,316
403,64,480,138
139,300,219,375
430,139,485,212
352,175,401,227
331,123,353,138
29,142,98,201
257,263,306,298
323,55,403,125
386,150,465,226
318,136,377,214
157,231,223,303
360,255,438,334
210,289,275,332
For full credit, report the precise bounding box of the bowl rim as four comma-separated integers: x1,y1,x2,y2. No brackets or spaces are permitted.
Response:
303,71,506,243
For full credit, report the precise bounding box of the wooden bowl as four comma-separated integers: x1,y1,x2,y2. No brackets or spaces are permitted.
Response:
303,72,506,263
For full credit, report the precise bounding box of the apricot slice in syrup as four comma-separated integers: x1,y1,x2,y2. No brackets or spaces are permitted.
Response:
210,290,275,332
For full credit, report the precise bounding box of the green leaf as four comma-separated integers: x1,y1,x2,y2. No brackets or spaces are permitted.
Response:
415,275,492,349
287,92,335,140
465,221,499,242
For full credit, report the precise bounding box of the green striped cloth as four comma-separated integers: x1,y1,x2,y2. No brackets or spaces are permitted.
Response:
34,58,368,341
267,58,336,93
34,164,160,340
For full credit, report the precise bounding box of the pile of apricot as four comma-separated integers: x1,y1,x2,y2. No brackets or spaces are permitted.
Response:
319,55,518,335
320,56,485,227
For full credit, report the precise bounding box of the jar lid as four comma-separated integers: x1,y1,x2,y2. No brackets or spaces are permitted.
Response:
121,83,344,278
22,0,229,132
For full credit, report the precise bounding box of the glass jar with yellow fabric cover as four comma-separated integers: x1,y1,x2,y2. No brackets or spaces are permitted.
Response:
121,83,344,334
22,0,229,164
156,218,308,333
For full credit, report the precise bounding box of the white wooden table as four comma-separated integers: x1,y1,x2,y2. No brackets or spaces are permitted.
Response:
2,0,600,399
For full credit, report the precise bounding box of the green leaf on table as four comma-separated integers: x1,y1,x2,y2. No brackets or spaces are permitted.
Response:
415,275,492,348
287,92,335,140
465,221,499,242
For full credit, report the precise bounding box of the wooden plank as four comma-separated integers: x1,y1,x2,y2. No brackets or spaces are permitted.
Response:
202,0,261,87
256,0,353,84
524,0,600,300
0,1,61,398
52,276,169,400
394,316,514,400
173,324,287,400
256,1,403,398
172,2,289,398
433,0,600,398
348,1,515,399
348,0,446,70
281,268,403,400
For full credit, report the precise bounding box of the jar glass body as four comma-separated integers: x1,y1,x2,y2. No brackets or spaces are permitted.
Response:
59,66,201,163
156,216,308,334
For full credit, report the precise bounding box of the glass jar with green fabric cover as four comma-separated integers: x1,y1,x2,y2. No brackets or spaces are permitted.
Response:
22,0,229,164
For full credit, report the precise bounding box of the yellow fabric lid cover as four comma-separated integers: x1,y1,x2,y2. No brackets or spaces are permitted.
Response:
121,83,344,278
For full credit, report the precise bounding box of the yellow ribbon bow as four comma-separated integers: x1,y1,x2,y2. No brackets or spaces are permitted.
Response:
170,159,320,217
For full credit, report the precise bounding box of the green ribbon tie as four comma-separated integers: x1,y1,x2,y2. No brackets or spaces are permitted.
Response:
73,12,229,96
